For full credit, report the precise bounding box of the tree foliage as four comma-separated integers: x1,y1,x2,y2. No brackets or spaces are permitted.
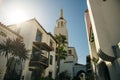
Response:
54,34,68,80
0,38,29,80
0,38,29,60
55,34,67,60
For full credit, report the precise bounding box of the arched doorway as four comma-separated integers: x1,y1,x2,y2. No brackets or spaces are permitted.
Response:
97,61,110,80
75,70,86,80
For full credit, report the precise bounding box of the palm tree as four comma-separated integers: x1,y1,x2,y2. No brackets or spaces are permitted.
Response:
10,38,29,61
10,38,29,80
54,34,67,80
0,38,29,80
0,38,13,60
59,46,67,60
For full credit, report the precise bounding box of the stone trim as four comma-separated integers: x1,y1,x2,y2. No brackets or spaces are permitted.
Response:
98,49,115,62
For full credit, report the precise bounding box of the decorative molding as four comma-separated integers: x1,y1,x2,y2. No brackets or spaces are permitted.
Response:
98,49,115,62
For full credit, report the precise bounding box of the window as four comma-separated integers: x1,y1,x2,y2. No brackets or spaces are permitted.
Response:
36,30,42,42
55,55,58,61
31,47,40,61
50,40,54,51
61,21,63,26
50,55,53,65
68,50,72,55
49,72,52,78
58,22,60,27
50,40,53,47
90,32,94,42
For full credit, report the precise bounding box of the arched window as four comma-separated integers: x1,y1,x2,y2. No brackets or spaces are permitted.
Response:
61,21,63,26
57,22,60,27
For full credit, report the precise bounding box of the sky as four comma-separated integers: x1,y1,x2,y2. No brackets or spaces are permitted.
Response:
0,0,89,64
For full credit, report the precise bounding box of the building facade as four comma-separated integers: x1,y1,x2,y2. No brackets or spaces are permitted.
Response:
85,0,120,80
0,9,80,80
0,23,23,80
8,19,57,80
73,63,86,79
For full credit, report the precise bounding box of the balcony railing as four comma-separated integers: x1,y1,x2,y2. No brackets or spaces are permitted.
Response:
33,41,54,51
29,41,54,71
29,53,49,71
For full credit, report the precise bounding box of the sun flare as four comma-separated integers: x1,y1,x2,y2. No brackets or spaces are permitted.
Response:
9,9,29,24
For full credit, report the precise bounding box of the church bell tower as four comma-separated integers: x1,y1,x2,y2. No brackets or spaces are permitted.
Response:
54,9,68,43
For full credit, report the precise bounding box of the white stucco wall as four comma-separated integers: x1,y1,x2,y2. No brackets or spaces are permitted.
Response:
9,20,38,80
87,0,120,80
87,0,120,58
84,11,99,61
0,23,22,80
54,19,68,42
44,34,56,79
73,64,86,77
59,47,78,79
9,19,57,79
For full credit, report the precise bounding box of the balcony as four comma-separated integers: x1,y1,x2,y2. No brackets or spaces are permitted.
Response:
29,52,49,71
33,42,54,51
29,41,54,71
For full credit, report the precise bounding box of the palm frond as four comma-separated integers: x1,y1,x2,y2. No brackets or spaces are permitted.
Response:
0,38,29,61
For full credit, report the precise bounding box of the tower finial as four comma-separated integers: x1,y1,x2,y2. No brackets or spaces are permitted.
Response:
60,9,63,19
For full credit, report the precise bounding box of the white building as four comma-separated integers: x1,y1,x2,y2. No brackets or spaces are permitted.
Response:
0,9,81,80
8,18,57,80
0,22,23,80
54,9,79,79
85,0,120,80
